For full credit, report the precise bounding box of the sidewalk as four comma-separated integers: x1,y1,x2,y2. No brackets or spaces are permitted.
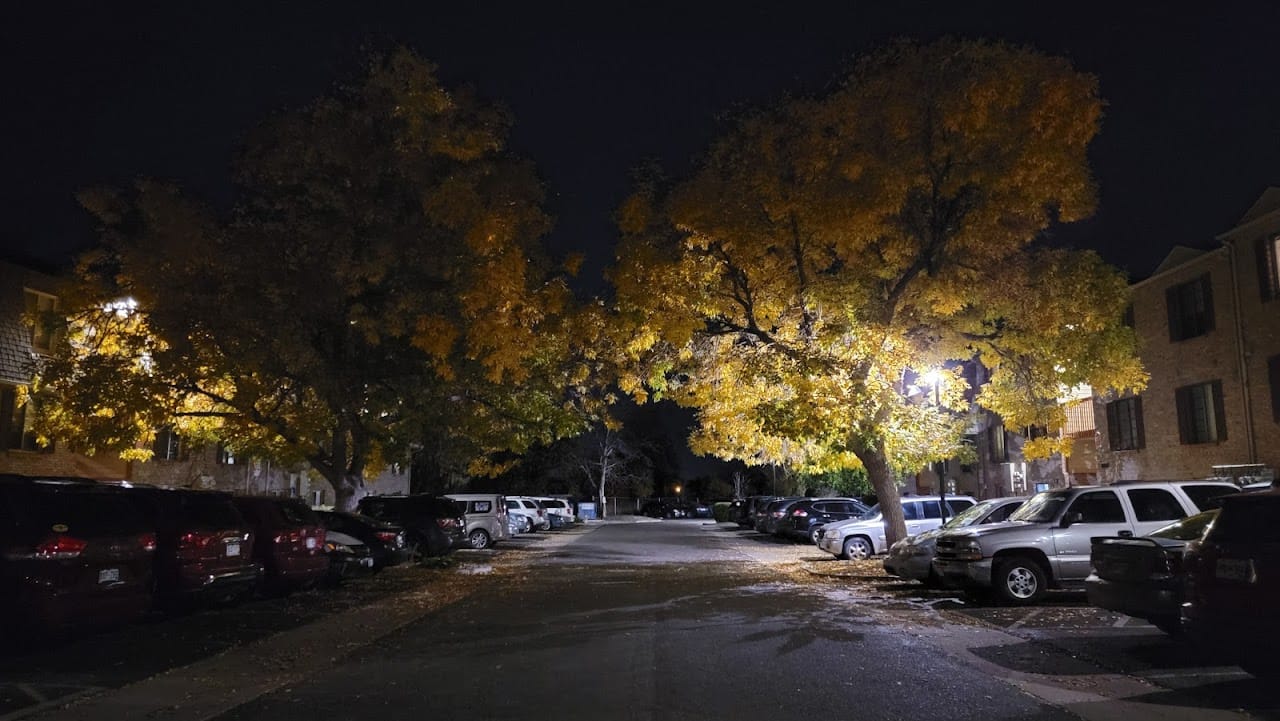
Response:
18,525,597,721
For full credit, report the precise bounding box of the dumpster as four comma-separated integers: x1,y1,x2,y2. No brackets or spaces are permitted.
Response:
578,502,598,520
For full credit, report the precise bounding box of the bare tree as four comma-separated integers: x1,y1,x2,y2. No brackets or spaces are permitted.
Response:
568,425,653,518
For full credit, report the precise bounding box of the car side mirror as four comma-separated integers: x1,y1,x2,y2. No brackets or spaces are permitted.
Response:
1060,512,1083,528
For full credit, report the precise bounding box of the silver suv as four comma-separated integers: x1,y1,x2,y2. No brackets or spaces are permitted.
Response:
815,495,976,560
932,480,1240,603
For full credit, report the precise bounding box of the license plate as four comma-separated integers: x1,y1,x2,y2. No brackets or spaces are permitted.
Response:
98,568,120,584
305,537,317,550
1216,558,1252,582
226,542,241,557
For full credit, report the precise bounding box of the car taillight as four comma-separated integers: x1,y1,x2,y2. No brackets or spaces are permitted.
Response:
139,532,157,552
375,531,398,543
35,534,88,559
180,531,217,549
274,530,302,544
792,509,808,517
437,518,457,529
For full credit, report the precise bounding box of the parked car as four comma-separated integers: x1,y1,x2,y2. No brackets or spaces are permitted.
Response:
883,496,1026,585
507,496,550,531
776,497,871,543
932,480,1239,604
446,494,511,549
230,496,328,593
1182,489,1280,676
506,504,534,534
357,494,467,557
322,528,375,585
1085,509,1218,634
817,495,977,560
316,510,409,569
0,475,156,639
740,495,779,529
534,497,576,524
127,486,261,606
757,497,806,534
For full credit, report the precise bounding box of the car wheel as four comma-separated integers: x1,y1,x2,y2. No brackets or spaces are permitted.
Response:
994,555,1046,604
522,517,534,534
842,536,873,561
808,527,822,545
468,529,492,550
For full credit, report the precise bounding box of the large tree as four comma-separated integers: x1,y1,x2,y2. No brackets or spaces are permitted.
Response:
610,39,1146,545
36,48,597,509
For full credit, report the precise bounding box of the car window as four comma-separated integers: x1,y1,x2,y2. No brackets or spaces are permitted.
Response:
16,489,149,536
1208,497,1280,544
919,501,943,519
472,501,492,513
947,499,974,514
1126,488,1184,522
278,501,319,526
181,494,245,529
1066,490,1125,523
940,501,990,529
901,502,922,521
983,501,1020,523
1009,492,1069,523
1181,484,1240,512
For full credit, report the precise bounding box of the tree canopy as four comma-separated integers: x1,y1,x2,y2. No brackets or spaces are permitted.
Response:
610,39,1146,544
36,48,603,509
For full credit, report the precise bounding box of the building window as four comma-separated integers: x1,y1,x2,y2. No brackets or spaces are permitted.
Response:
1106,396,1145,450
1269,355,1280,424
217,444,236,465
153,427,183,461
1165,273,1215,341
988,422,1007,462
24,289,59,353
1,387,41,452
1121,304,1135,328
1259,235,1280,302
1175,381,1227,444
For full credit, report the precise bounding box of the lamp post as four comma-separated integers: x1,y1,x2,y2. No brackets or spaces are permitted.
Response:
921,369,948,525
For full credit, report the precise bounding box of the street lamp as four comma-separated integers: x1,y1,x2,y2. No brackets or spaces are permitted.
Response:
920,369,948,525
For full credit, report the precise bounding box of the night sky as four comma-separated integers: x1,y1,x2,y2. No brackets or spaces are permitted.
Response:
6,1,1280,287
4,2,1278,481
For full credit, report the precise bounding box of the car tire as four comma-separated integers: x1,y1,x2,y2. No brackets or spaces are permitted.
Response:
808,527,822,545
522,517,534,534
842,536,874,561
468,529,492,550
994,555,1047,604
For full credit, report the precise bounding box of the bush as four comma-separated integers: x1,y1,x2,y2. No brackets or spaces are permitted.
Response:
712,502,733,523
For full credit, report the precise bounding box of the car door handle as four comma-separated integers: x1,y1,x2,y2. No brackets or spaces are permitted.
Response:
1118,530,1133,538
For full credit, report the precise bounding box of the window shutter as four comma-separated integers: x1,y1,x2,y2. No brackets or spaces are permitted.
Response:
1106,402,1120,449
1133,396,1146,448
1269,355,1280,423
1212,380,1227,441
1175,387,1192,444
1166,285,1183,341
1200,275,1216,333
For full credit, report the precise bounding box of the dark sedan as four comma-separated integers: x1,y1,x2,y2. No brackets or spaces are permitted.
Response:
1085,509,1218,634
317,510,409,570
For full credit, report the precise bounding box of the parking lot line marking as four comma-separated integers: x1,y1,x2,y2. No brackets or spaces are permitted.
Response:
1006,608,1044,630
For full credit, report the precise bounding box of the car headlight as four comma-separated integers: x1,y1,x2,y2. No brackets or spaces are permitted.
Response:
953,539,983,561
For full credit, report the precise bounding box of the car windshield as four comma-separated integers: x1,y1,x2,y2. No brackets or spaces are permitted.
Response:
1210,497,1280,544
1008,492,1069,523
1149,509,1218,541
859,504,882,520
940,501,996,530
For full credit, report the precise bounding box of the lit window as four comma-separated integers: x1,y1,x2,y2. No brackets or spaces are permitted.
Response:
24,289,59,353
1175,381,1226,444
1106,396,1144,450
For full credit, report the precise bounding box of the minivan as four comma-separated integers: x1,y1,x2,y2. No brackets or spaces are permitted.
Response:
230,496,328,593
445,493,510,549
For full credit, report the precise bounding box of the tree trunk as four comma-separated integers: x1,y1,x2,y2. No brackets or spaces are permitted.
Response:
329,472,364,512
853,438,908,548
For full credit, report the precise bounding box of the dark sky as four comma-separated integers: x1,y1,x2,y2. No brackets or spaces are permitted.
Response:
5,1,1280,286
5,2,1278,481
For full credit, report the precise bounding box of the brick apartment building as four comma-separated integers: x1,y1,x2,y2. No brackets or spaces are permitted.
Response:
1095,188,1280,484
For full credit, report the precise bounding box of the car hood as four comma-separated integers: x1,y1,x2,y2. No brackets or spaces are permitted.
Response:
938,520,1030,539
